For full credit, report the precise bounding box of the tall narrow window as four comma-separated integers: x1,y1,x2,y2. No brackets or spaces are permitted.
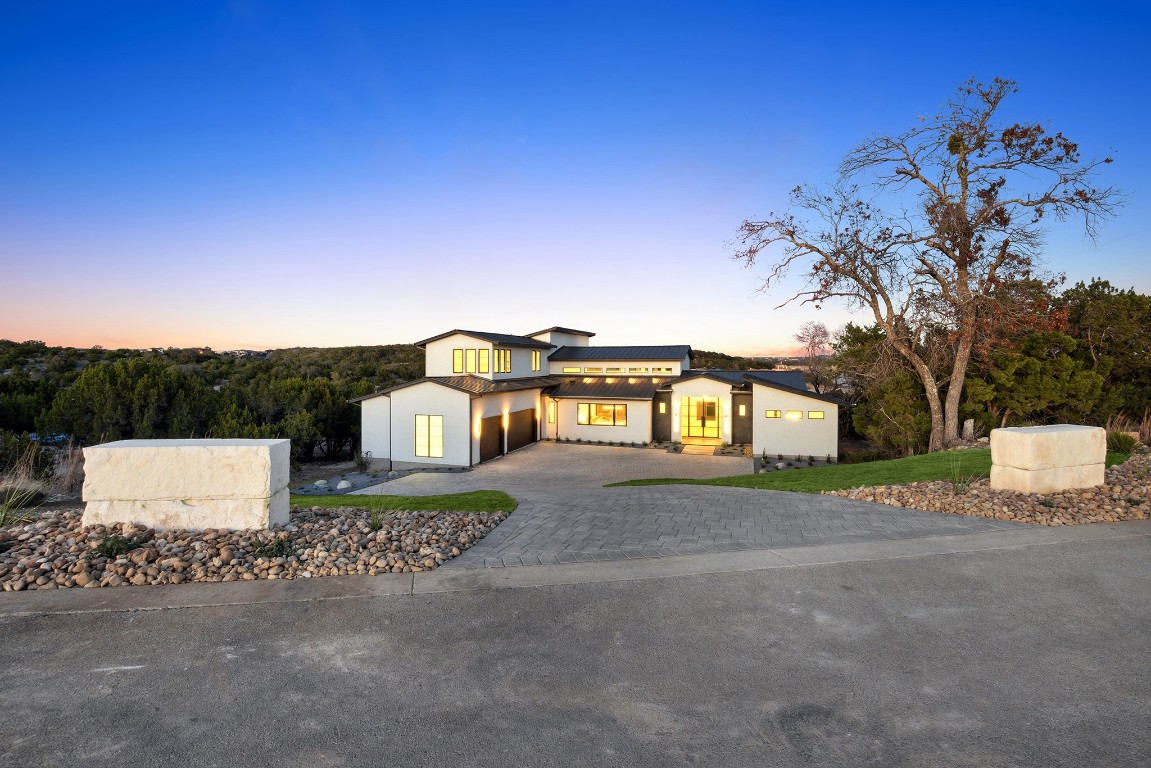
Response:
465,349,477,374
532,350,541,371
414,414,443,458
478,349,490,374
659,402,667,414
547,401,556,423
452,349,464,374
738,404,747,417
494,349,512,373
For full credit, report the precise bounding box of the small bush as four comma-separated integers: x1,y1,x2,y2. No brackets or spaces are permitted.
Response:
1106,430,1140,455
89,534,143,560
254,538,296,559
353,449,373,473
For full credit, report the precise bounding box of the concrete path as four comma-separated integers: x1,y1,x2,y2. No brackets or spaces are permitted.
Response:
1,525,1148,768
353,443,1025,568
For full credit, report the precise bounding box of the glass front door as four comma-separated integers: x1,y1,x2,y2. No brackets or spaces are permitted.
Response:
681,397,721,440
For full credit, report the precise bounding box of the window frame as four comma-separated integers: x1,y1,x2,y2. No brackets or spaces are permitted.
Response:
452,349,464,374
807,410,825,420
414,414,444,458
576,402,627,426
478,349,490,374
531,350,541,371
765,409,782,419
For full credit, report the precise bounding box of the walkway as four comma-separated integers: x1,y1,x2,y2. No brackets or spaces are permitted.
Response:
354,443,1024,568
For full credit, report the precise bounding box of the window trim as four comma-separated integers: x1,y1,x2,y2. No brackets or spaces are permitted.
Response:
465,348,477,374
452,349,463,374
765,409,782,419
547,401,556,423
478,349,490,374
562,367,580,374
807,410,825,420
576,402,627,426
414,414,444,458
531,350,541,372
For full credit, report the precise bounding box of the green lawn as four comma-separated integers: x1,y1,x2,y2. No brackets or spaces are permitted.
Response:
291,490,517,513
606,449,1132,494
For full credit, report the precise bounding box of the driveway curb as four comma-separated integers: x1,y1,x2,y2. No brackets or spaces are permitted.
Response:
2,520,1147,618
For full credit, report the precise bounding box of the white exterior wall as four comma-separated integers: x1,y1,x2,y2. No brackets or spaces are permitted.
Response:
547,358,687,375
550,398,652,444
470,389,543,464
493,347,548,380
669,378,734,444
751,385,839,459
424,336,495,379
389,382,473,468
533,331,591,349
359,396,392,462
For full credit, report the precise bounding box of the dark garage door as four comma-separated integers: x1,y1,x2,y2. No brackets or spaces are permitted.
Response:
479,415,502,463
506,408,537,453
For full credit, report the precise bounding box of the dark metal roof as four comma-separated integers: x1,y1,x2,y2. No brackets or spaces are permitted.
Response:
547,345,693,362
414,329,553,349
682,369,808,390
352,375,561,402
666,369,844,405
545,377,660,400
526,326,596,338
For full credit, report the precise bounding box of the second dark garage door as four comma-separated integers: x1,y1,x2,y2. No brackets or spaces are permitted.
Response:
506,408,537,453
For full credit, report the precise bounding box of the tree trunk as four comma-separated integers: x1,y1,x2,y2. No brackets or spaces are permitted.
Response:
943,329,976,447
908,358,945,452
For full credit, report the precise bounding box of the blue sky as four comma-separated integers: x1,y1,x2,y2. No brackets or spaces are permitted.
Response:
2,1,1148,354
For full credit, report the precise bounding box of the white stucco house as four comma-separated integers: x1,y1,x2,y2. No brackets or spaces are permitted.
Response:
355,326,841,469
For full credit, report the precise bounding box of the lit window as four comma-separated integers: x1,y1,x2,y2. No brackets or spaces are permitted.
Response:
651,367,673,374
532,350,541,371
765,410,782,419
659,402,667,414
478,349,490,374
808,410,825,419
738,404,747,417
414,414,443,458
786,410,803,420
629,367,648,373
606,367,623,373
584,367,603,374
547,401,556,423
577,402,627,426
453,349,464,374
563,367,580,374
494,349,512,373
465,349,477,374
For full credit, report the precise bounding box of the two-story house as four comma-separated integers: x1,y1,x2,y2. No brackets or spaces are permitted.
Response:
355,326,840,469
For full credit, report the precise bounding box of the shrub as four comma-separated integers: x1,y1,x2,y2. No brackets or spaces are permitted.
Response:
1106,430,1140,455
353,449,373,473
254,538,296,558
89,534,143,560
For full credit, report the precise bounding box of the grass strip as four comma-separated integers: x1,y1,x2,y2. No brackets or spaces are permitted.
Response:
606,449,1132,494
291,490,517,513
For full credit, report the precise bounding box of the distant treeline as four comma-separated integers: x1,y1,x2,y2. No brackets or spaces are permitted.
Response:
0,342,423,463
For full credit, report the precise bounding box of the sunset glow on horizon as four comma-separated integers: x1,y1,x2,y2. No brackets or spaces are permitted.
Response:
3,2,1148,357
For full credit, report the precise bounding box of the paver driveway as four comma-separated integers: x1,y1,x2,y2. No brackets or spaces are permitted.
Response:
355,443,1024,567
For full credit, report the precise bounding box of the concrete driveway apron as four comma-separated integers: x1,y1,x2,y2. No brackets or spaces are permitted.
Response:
353,443,1024,568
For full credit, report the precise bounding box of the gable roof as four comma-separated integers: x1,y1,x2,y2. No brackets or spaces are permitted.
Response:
548,345,693,362
414,329,553,349
672,369,844,405
352,375,561,402
527,326,596,338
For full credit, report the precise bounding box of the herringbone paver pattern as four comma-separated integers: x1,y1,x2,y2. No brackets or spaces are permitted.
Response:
354,443,1023,568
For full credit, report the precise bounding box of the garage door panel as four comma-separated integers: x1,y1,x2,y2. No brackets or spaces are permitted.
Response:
479,415,502,463
507,408,536,453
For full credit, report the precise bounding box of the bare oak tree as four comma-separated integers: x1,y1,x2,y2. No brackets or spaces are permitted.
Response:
734,78,1119,451
794,320,832,393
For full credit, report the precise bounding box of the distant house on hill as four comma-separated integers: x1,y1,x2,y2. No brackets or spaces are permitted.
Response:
355,326,841,469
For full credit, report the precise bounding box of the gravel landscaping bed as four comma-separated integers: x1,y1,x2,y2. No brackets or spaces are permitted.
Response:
825,453,1150,525
0,505,508,592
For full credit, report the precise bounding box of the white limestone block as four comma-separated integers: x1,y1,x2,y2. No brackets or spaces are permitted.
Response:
83,488,290,530
990,425,1106,493
990,425,1104,471
81,438,291,530
83,439,289,500
989,463,1105,495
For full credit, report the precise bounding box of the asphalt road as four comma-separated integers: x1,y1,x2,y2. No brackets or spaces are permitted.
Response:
1,536,1148,767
